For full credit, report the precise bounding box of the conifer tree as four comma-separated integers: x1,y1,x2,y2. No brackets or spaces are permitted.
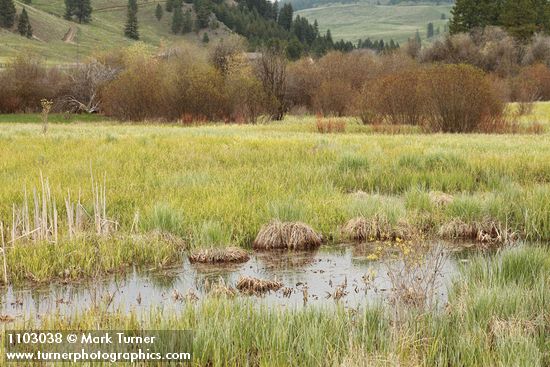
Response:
194,0,211,29
202,32,209,43
25,19,33,38
0,0,16,29
166,0,174,12
155,3,163,21
124,0,139,40
500,0,537,41
427,22,434,38
415,29,422,46
171,4,183,34
64,0,92,23
17,7,32,37
182,10,193,33
277,3,293,31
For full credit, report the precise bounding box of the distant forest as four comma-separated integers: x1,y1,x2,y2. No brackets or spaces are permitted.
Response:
285,0,454,11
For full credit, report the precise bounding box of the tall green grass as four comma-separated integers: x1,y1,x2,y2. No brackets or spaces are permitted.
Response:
0,106,549,282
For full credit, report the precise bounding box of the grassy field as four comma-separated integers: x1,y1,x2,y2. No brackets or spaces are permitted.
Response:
0,0,226,65
0,106,548,365
0,104,549,283
0,0,453,64
7,245,549,366
297,3,452,43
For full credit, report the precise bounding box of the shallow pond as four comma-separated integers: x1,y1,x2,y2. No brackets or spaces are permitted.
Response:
0,244,468,319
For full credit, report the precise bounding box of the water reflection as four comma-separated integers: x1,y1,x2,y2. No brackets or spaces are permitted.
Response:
0,244,465,319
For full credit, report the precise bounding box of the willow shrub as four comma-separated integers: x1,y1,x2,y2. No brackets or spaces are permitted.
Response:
422,64,506,133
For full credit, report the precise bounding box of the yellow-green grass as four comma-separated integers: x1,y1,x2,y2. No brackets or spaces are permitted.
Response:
6,245,549,366
0,105,549,283
297,3,452,43
0,0,226,65
0,113,108,124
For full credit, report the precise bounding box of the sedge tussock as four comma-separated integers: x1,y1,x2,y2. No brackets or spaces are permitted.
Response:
205,277,237,298
188,246,250,264
253,221,323,250
236,276,283,295
428,191,454,206
342,216,416,242
439,218,516,246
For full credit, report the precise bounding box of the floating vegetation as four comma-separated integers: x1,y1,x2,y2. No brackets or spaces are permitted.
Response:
253,221,323,250
236,276,283,295
188,247,250,264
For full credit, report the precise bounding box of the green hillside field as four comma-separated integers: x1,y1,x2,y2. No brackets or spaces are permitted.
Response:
0,0,229,65
296,3,452,43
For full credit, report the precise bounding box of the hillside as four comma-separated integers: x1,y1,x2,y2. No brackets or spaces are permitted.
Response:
0,0,232,65
296,3,452,43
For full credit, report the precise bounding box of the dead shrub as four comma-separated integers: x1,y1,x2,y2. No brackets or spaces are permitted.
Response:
253,220,323,250
60,59,119,114
522,33,550,67
236,276,283,295
420,28,519,77
188,246,250,264
386,245,447,318
342,215,416,242
438,218,517,246
420,33,480,66
315,115,346,133
422,64,506,133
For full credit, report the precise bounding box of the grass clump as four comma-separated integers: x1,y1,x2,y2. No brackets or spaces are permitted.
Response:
188,247,250,264
439,218,516,245
142,203,185,236
253,220,323,250
342,215,416,242
236,276,283,295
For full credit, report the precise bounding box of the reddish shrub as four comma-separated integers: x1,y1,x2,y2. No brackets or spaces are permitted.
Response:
0,57,66,113
362,68,424,125
422,64,505,133
313,80,355,117
315,115,346,133
101,58,168,121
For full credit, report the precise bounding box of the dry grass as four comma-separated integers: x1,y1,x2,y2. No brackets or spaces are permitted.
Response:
315,116,346,133
236,276,283,295
253,221,323,250
204,277,238,298
429,191,454,206
439,218,516,246
188,246,250,264
341,215,416,242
